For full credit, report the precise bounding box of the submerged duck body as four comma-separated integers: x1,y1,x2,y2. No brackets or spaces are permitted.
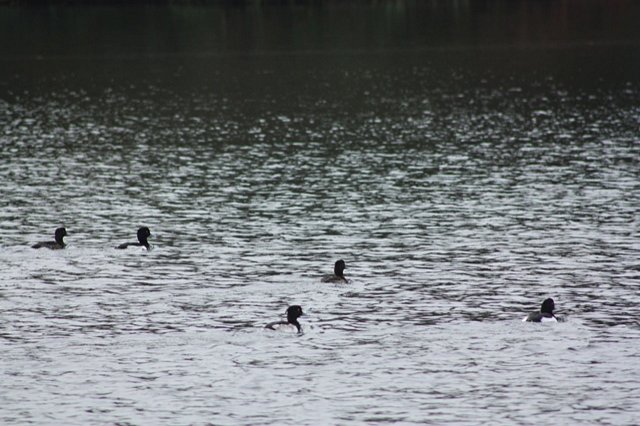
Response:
117,227,151,250
524,298,558,322
32,227,67,249
265,305,304,333
321,259,348,283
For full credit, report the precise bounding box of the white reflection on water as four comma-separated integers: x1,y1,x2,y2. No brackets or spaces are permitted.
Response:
1,55,640,425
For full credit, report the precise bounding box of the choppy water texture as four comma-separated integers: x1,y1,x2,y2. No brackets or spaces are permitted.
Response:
1,2,640,425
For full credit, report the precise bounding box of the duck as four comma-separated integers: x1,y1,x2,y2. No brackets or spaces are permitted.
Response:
32,227,67,249
523,298,558,322
116,227,151,250
321,259,348,283
265,305,304,333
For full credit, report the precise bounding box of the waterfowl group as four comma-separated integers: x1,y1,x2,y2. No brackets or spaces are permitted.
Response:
29,228,562,330
31,227,152,251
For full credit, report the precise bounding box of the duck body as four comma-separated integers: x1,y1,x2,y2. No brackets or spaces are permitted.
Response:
524,312,558,323
265,321,301,333
265,305,304,333
523,298,558,322
117,227,151,250
321,274,349,283
32,227,67,250
321,259,348,283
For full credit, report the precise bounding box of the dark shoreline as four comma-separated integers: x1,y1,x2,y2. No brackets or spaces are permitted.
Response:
1,0,373,5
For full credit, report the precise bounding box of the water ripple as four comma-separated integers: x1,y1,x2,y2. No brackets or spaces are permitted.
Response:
2,41,640,426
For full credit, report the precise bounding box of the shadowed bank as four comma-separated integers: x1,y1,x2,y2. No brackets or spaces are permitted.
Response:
2,1,640,56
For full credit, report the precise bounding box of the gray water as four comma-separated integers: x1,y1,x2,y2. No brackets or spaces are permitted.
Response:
1,2,640,425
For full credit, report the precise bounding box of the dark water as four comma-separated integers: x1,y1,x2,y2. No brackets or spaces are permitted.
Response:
1,2,640,425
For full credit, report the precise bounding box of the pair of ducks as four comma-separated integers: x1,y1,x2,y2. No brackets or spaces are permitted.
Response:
268,298,558,334
270,298,558,334
319,262,558,323
32,227,152,250
265,261,348,333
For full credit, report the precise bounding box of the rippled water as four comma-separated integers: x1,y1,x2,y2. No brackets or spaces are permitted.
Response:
2,2,640,425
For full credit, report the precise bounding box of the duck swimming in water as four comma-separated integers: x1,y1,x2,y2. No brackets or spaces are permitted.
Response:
116,227,151,250
265,305,304,333
32,227,67,249
321,259,348,283
523,298,558,322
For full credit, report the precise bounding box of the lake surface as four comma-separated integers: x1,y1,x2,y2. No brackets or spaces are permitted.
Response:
1,1,640,425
